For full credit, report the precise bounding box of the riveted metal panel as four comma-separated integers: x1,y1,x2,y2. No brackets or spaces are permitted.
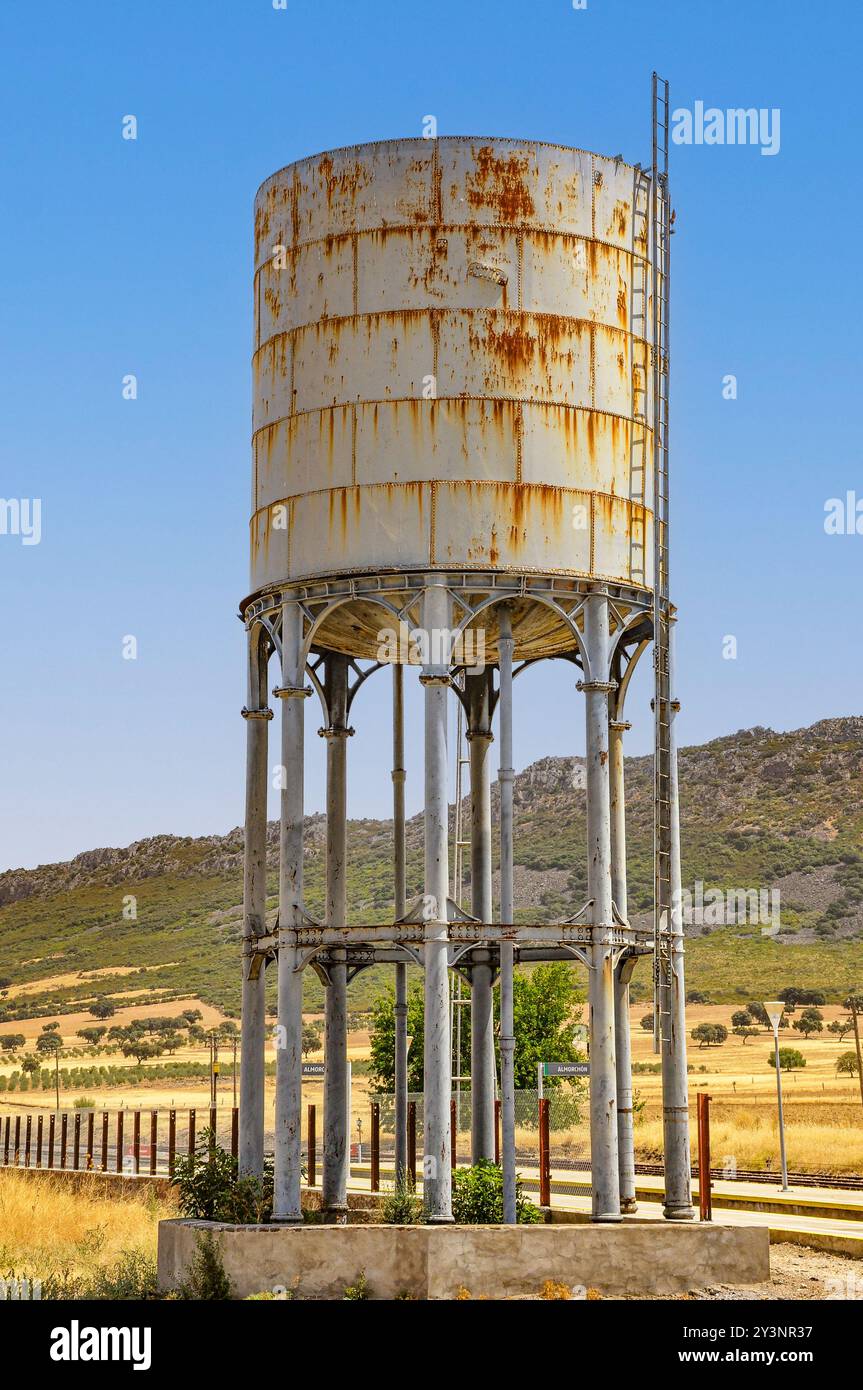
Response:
250,137,658,641
354,399,518,487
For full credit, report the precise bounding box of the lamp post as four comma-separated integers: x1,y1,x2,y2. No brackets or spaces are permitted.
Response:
764,1001,789,1192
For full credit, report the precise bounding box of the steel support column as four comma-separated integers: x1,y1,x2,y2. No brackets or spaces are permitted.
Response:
392,663,409,1183
466,668,496,1162
610,714,637,1214
239,627,269,1178
322,653,350,1219
662,619,694,1219
272,601,306,1222
498,606,517,1225
420,579,453,1221
583,591,621,1222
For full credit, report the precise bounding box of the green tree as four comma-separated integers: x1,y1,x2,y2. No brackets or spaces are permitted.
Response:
733,1026,760,1046
509,963,583,1088
746,1002,770,1026
691,1022,728,1048
836,1051,859,1076
21,1054,40,1075
77,1027,107,1045
89,1000,116,1019
731,1009,754,1029
828,1017,853,1041
640,1014,654,1032
36,1032,61,1055
792,1008,823,1040
0,1034,25,1051
301,1023,321,1058
368,963,583,1093
369,980,425,1092
768,1047,806,1071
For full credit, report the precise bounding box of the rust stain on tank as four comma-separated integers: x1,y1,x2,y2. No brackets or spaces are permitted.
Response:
612,200,629,240
466,146,536,225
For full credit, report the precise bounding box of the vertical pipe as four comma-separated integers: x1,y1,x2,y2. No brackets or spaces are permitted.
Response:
697,1092,712,1221
167,1110,176,1176
25,1115,32,1168
773,1031,790,1192
371,1102,380,1191
100,1111,108,1171
114,1112,122,1174
273,599,306,1222
498,605,517,1224
392,663,409,1183
420,579,453,1221
538,1098,551,1207
661,619,694,1219
450,1097,457,1170
188,1108,196,1157
323,652,350,1220
240,629,269,1178
849,999,863,1119
610,712,637,1214
60,1113,68,1170
132,1110,140,1175
466,669,495,1163
36,1114,44,1169
73,1113,81,1171
14,1116,20,1167
48,1114,55,1169
150,1111,158,1176
583,590,621,1222
407,1100,417,1185
307,1104,316,1188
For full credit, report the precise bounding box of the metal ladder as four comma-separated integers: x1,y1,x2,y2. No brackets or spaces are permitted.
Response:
651,72,673,1051
629,163,652,586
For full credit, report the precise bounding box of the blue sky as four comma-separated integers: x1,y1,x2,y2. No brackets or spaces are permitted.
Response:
1,0,860,871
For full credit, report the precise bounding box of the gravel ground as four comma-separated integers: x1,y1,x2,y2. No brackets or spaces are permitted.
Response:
685,1243,863,1301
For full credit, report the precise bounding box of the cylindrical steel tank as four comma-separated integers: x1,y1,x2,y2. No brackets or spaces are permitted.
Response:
251,137,655,657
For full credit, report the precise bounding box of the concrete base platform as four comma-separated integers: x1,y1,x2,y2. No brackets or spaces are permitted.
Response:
157,1218,770,1300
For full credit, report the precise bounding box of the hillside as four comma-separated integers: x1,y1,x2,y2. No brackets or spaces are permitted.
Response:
1,717,863,1022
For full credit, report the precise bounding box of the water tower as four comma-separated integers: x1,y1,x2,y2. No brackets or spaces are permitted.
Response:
238,77,693,1225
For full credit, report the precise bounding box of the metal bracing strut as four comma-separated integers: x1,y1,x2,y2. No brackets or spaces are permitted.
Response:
652,71,673,1051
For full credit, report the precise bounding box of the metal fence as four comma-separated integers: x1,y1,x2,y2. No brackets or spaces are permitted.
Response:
0,1105,237,1177
0,1088,591,1199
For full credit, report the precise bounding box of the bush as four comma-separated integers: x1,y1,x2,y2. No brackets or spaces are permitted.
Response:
380,1175,422,1225
86,1249,160,1300
178,1233,232,1300
450,1160,541,1225
171,1129,273,1223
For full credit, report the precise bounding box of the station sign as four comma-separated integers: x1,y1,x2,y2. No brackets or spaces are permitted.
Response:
542,1061,590,1078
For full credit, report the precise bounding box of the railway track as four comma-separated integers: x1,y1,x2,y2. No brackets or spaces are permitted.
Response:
634,1161,863,1192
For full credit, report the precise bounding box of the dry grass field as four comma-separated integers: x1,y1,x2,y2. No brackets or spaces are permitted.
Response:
0,1169,175,1294
1,1000,861,1175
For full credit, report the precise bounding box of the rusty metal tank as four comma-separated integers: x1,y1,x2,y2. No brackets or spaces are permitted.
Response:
251,137,655,657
